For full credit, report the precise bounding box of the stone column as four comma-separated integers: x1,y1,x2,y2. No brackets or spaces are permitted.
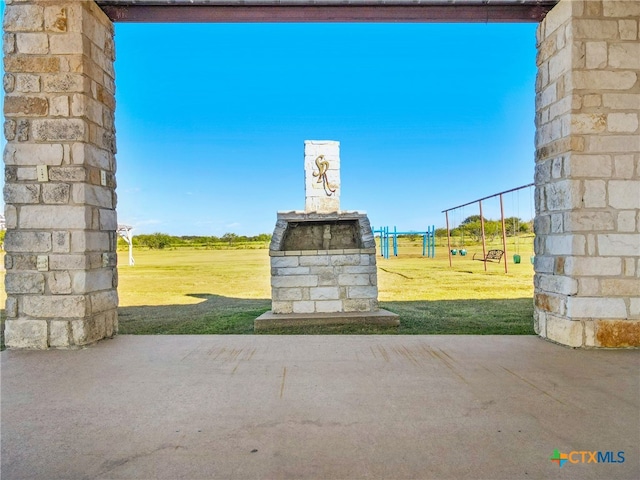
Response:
534,0,639,347
3,1,118,348
304,140,340,213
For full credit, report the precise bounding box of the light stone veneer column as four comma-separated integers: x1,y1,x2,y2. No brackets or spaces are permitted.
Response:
534,0,639,347
304,140,340,213
3,0,118,348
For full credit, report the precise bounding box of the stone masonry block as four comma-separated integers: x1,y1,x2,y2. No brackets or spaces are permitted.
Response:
71,143,112,169
272,275,318,288
72,93,104,125
32,118,85,141
4,32,16,54
545,316,583,348
583,180,606,208
608,113,639,133
609,43,640,70
545,180,581,211
272,301,294,314
275,267,310,276
48,254,89,270
4,96,48,116
571,19,619,40
330,254,361,266
566,297,627,319
4,56,61,74
48,271,72,294
597,234,640,256
16,74,41,93
535,292,566,315
70,231,110,252
71,315,106,346
45,6,70,33
22,294,87,318
585,41,607,69
315,301,342,313
72,184,113,208
545,234,586,255
609,181,640,209
72,270,112,294
49,320,71,348
4,205,17,229
601,279,640,297
50,95,69,116
617,211,636,232
343,299,376,313
49,32,86,55
99,209,117,231
564,256,621,276
603,93,640,110
564,211,614,231
48,166,87,182
3,5,45,32
42,183,70,204
342,265,377,274
590,134,640,153
16,32,48,54
571,113,606,134
567,154,611,177
338,273,371,286
4,143,64,166
5,296,18,318
4,231,52,252
271,256,299,268
43,73,87,93
299,255,328,267
572,71,637,91
19,205,90,229
604,1,640,17
272,288,303,301
578,278,600,296
4,320,48,349
618,20,638,40
90,290,118,313
347,286,378,299
537,274,578,296
309,287,339,301
4,183,40,204
292,301,314,314
5,272,45,294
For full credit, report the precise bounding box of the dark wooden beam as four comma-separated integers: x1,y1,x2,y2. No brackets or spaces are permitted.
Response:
99,4,556,23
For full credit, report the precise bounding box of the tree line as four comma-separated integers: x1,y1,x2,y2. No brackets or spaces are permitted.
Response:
124,232,272,249
436,215,532,243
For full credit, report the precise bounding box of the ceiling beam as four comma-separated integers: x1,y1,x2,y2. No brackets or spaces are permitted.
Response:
98,3,557,23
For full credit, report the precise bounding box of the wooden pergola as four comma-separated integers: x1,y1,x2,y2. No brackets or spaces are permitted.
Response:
97,0,558,23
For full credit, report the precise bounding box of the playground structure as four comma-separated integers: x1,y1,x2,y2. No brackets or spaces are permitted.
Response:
372,226,436,259
442,183,534,273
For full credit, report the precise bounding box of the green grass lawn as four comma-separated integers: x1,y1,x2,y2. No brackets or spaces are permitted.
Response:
116,237,535,335
0,236,536,346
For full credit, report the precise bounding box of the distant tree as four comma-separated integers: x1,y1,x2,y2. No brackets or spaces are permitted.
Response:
135,232,173,249
462,215,482,225
435,228,448,238
222,232,238,246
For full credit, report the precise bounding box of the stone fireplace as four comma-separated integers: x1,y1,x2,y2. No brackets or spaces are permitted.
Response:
254,140,399,329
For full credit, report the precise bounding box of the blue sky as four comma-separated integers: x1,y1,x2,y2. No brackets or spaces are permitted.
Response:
2,19,539,236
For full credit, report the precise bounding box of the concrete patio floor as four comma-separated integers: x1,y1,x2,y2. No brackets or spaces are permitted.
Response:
1,335,638,480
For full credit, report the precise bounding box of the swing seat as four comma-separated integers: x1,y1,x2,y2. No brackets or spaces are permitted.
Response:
473,249,504,263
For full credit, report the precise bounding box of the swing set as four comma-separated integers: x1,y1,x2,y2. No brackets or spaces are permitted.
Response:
442,183,534,273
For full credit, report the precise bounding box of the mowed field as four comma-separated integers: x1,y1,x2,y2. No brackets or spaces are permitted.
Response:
0,237,536,346
116,237,535,335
